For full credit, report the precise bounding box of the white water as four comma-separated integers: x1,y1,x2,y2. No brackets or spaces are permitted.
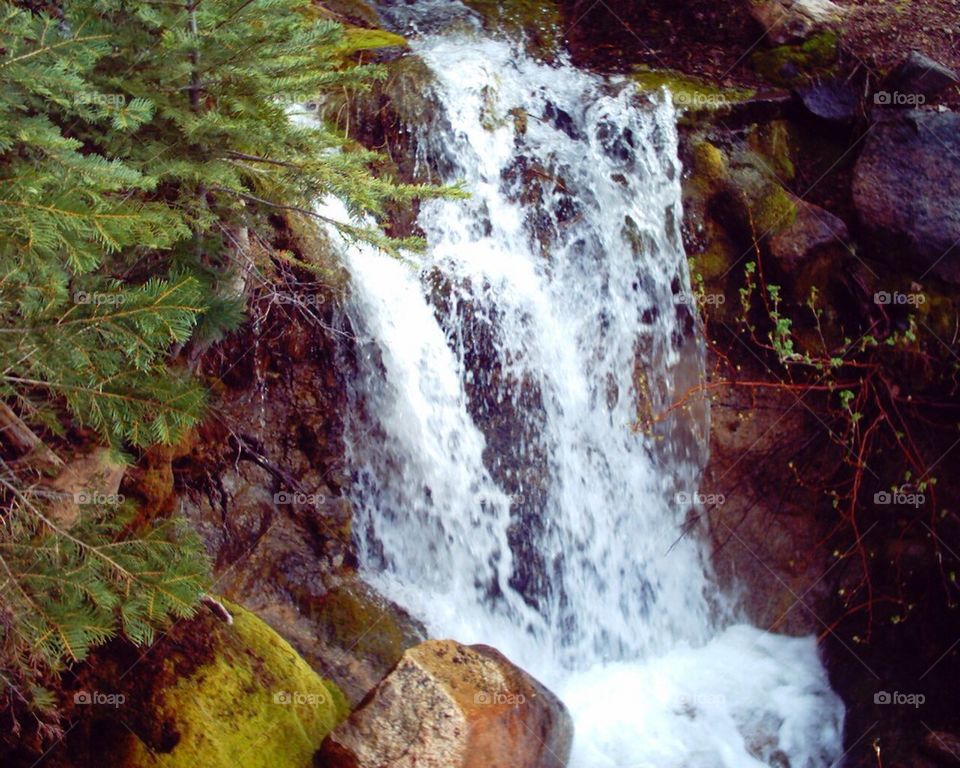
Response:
331,18,845,768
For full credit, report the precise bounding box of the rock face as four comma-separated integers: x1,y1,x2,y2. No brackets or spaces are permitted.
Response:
317,640,574,768
748,0,844,44
853,110,960,283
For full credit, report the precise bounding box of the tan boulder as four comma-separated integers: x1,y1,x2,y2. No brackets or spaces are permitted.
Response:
317,639,573,768
748,0,844,44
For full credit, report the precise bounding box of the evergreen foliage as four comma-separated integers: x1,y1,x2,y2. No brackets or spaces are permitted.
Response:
0,0,439,735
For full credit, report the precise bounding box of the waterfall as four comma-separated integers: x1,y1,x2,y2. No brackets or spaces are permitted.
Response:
329,11,845,767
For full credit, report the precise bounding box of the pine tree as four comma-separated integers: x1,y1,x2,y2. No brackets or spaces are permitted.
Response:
0,0,446,736
0,3,210,734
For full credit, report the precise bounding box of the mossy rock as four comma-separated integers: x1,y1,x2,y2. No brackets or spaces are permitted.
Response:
720,146,799,238
633,67,755,115
689,140,731,193
121,604,348,768
460,0,563,54
751,182,798,233
748,120,796,181
750,32,840,87
339,26,407,55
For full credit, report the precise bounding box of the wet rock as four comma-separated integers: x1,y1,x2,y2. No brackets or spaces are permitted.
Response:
702,357,840,635
881,52,960,104
852,110,960,283
748,0,844,45
317,639,573,768
796,78,860,122
295,577,427,705
769,198,850,272
544,101,582,140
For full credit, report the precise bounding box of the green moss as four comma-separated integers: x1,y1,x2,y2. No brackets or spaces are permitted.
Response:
690,141,730,191
123,604,348,768
748,120,796,181
751,32,840,86
633,68,755,112
752,183,798,233
338,26,407,54
691,240,736,283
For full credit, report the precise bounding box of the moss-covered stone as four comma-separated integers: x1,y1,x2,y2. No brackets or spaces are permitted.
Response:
633,67,755,113
338,26,407,55
750,32,840,87
690,141,730,192
748,120,796,181
752,182,798,233
121,604,348,768
460,0,563,54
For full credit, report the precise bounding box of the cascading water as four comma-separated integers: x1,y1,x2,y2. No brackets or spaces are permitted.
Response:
327,8,845,767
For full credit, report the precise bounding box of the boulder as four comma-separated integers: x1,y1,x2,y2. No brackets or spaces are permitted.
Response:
317,639,573,768
115,604,348,768
852,110,960,283
880,52,960,105
796,78,860,122
769,198,850,272
748,0,844,45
